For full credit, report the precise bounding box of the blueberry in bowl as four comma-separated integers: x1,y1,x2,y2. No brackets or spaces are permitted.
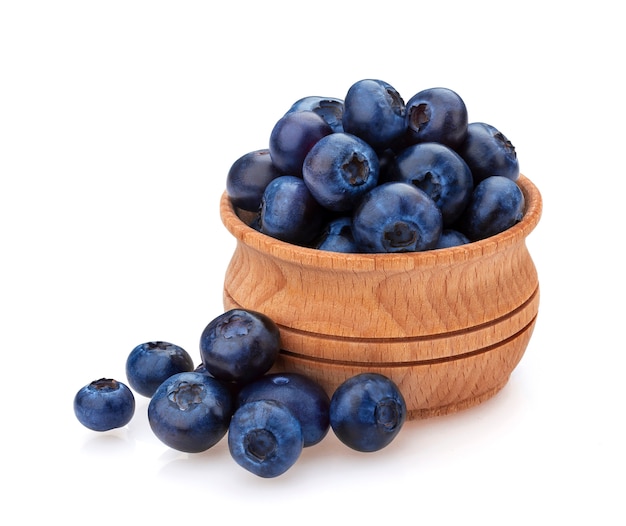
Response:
404,86,468,149
388,141,473,226
226,149,282,212
457,122,519,184
434,228,470,249
285,95,344,133
303,132,380,213
315,216,359,253
455,175,525,241
258,175,326,246
352,181,443,253
268,110,333,176
342,78,407,152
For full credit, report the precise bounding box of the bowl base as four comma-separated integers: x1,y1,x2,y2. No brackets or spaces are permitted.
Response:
406,379,508,419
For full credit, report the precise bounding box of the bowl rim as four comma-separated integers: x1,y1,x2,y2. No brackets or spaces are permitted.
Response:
220,174,542,271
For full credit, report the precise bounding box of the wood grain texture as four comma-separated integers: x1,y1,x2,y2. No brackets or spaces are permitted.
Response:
269,317,536,420
220,174,542,419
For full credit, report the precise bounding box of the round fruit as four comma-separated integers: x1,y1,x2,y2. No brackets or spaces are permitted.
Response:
456,175,525,241
199,309,281,385
286,95,344,133
404,86,468,149
303,132,380,212
74,378,135,432
226,149,282,212
330,373,406,453
259,175,325,246
148,371,233,453
458,122,519,184
352,181,443,253
435,229,470,249
268,110,332,176
389,141,473,225
315,216,359,253
125,341,194,398
228,399,304,478
237,372,330,447
342,78,406,151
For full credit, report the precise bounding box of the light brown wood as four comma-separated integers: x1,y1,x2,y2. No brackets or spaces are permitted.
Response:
220,175,542,419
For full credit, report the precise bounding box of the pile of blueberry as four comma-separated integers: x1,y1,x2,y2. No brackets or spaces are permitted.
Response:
227,79,524,252
74,309,407,478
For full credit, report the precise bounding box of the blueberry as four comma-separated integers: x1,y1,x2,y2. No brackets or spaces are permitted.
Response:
456,175,525,241
237,372,330,447
435,229,471,249
352,182,443,253
194,362,241,398
315,216,359,253
342,79,406,151
194,362,210,375
404,87,468,149
330,373,406,453
199,309,281,385
457,122,519,184
74,378,135,432
389,142,473,225
268,110,333,176
226,149,282,212
125,341,194,398
228,399,303,478
259,175,325,245
286,95,344,133
148,371,233,453
303,132,380,212
376,148,402,185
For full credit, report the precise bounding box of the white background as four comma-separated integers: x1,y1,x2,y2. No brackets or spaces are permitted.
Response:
2,1,624,524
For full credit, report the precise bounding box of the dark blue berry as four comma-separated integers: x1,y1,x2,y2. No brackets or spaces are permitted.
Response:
237,372,330,447
199,309,281,385
315,216,359,253
342,79,406,151
194,362,241,398
389,142,473,225
330,373,406,453
125,341,194,398
228,399,303,478
148,371,233,453
286,96,344,133
458,122,519,184
74,378,135,432
226,149,282,212
268,110,332,176
303,132,380,212
352,182,442,253
259,175,325,245
404,87,468,149
435,229,470,249
456,175,525,241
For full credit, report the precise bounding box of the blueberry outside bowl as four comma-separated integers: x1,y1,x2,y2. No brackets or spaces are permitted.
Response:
220,175,542,420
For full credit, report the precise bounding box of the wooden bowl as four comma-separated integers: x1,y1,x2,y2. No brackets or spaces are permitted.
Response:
220,174,542,420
